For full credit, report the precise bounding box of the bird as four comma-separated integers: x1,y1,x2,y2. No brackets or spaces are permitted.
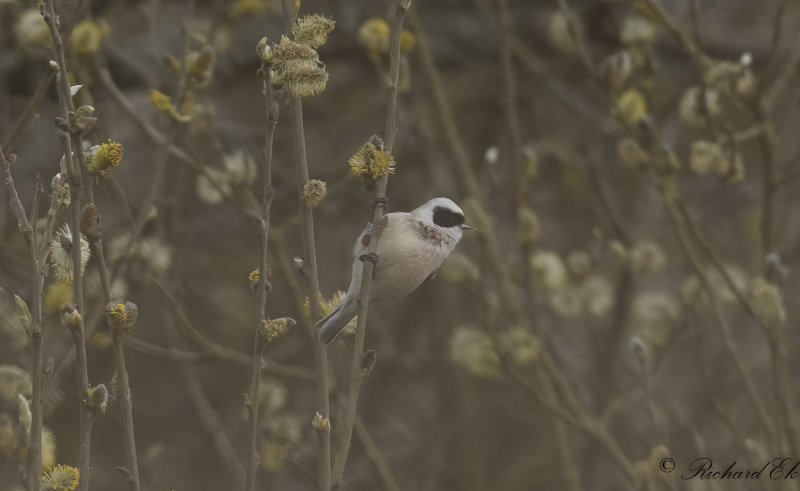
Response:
316,197,474,344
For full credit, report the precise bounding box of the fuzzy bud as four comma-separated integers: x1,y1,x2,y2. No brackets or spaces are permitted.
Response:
751,277,786,328
74,105,97,133
105,301,138,333
50,224,91,281
689,140,727,176
60,303,82,331
257,37,272,63
679,86,721,127
517,207,541,244
301,179,327,208
600,50,633,89
361,349,377,374
150,90,191,122
291,14,335,48
41,464,80,491
311,411,329,432
14,295,32,338
269,36,329,98
259,317,296,343
71,19,108,54
87,384,108,413
86,140,123,175
615,88,648,127
80,203,100,241
348,135,395,189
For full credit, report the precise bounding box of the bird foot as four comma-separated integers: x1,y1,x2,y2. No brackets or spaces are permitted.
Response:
370,196,389,212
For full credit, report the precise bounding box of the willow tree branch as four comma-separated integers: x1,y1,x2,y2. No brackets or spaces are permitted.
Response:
38,2,95,489
2,72,55,152
2,146,45,491
289,94,331,491
408,9,481,199
354,416,403,491
330,1,410,488
245,63,279,491
664,199,777,438
184,364,247,489
278,4,331,490
113,331,140,491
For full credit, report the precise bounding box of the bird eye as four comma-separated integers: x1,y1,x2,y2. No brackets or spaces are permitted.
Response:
432,206,465,228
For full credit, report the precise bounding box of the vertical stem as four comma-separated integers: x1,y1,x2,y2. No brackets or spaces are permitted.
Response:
1,147,44,491
288,96,331,491
245,341,267,491
279,5,330,486
113,332,140,491
38,1,95,488
245,66,279,491
331,1,411,487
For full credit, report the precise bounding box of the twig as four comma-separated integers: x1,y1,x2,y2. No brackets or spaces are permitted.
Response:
2,146,45,491
290,95,332,491
414,5,639,484
331,2,411,488
2,72,55,153
407,8,481,199
245,61,280,491
664,199,777,438
38,1,96,488
641,0,710,69
279,2,331,490
113,330,141,491
672,200,760,323
122,335,314,381
354,416,403,491
183,363,247,489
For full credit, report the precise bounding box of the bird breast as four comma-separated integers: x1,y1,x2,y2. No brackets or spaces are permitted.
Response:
351,213,457,301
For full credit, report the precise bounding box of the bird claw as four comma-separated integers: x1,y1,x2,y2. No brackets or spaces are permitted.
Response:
359,252,379,266
370,196,389,212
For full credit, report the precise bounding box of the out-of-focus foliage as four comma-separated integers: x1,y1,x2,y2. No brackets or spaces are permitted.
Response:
2,0,800,490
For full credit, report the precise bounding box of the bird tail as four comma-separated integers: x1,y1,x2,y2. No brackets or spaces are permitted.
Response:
315,297,359,345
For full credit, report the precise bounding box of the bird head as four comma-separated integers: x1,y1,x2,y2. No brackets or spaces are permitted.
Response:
413,197,475,240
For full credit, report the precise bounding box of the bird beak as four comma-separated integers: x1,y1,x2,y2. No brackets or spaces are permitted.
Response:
461,223,476,231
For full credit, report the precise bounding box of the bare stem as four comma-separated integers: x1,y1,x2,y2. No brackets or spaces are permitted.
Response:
113,331,140,491
665,199,777,438
289,93,331,491
184,364,247,489
331,2,411,488
354,416,403,491
1,146,45,491
38,1,96,488
245,65,280,491
279,4,331,488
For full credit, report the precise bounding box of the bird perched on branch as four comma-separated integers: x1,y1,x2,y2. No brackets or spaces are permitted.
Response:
316,197,474,344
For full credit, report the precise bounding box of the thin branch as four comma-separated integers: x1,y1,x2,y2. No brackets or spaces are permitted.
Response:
245,62,280,491
2,146,45,491
407,8,481,199
279,3,331,490
2,72,56,153
354,416,403,491
665,199,777,438
38,1,96,488
113,330,141,491
184,364,247,489
673,200,760,323
331,2,411,488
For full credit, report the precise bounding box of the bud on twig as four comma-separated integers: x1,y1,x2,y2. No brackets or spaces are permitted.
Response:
361,349,377,376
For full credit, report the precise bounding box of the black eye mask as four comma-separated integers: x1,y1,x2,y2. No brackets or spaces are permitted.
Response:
432,206,465,228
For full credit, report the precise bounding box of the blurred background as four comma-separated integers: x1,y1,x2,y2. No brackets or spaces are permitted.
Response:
2,0,800,489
